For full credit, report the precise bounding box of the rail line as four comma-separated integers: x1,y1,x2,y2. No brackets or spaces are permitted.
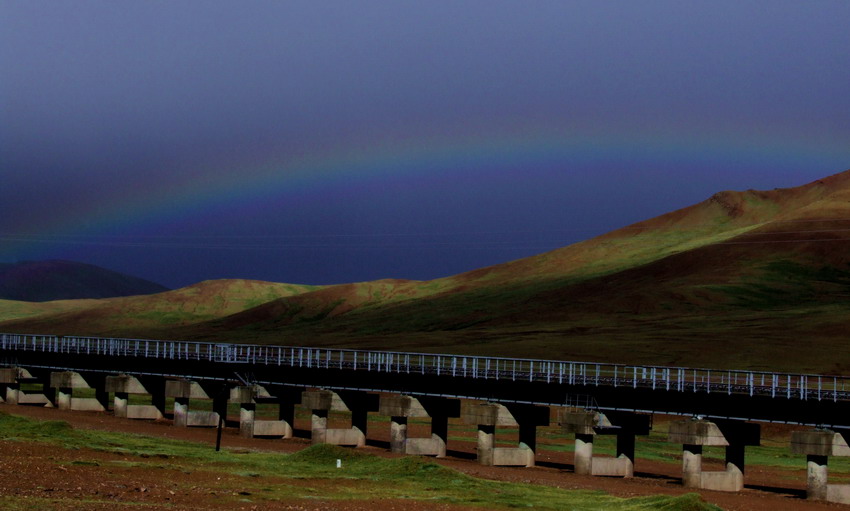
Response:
2,333,847,403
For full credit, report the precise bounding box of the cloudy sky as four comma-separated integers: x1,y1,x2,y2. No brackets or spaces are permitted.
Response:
2,1,849,288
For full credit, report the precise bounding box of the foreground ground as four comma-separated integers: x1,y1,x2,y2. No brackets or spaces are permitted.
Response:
2,404,849,510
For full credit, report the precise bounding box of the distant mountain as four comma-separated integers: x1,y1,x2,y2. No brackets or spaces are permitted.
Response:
0,260,169,302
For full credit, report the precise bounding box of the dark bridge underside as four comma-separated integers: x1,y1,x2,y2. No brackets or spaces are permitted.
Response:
6,349,848,428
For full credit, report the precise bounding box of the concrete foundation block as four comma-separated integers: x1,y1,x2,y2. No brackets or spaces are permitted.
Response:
591,456,633,477
252,420,292,437
700,467,744,492
492,447,534,467
18,392,51,406
826,484,850,505
127,405,164,420
69,397,106,412
325,428,366,447
406,435,446,457
186,411,220,427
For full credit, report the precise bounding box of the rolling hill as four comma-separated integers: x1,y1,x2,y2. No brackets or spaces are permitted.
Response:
0,279,319,336
3,169,850,373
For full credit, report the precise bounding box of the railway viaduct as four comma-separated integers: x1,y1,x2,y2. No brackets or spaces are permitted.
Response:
2,333,850,504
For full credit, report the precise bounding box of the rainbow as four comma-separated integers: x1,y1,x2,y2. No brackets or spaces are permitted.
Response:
4,123,849,259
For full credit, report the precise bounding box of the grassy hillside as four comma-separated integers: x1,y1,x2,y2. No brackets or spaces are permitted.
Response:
0,279,319,337
4,169,850,373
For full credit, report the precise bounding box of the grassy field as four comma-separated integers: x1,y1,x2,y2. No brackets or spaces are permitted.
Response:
0,411,721,510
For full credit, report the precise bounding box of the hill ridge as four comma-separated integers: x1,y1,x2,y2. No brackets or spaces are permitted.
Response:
4,168,850,373
0,260,168,302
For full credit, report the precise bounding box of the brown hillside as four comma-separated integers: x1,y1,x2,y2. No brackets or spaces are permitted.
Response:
5,169,850,372
191,279,424,332
0,279,317,337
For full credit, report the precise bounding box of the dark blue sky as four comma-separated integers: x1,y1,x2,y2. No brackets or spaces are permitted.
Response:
2,1,849,288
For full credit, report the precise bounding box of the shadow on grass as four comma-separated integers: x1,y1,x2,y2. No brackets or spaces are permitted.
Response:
743,483,807,499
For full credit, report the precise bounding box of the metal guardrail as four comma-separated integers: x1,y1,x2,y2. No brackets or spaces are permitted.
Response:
2,333,849,402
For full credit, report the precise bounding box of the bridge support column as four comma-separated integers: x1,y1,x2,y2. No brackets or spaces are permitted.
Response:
232,385,300,438
105,375,164,419
49,371,107,412
277,395,297,438
560,410,650,477
390,415,407,453
301,389,379,447
379,395,461,457
6,368,53,407
0,368,22,405
165,380,226,427
573,433,594,475
791,430,850,504
668,419,759,492
462,402,549,467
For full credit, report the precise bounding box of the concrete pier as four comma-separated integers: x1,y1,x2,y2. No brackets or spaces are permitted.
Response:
668,419,760,492
462,402,549,467
301,389,379,447
791,430,850,504
231,385,301,438
560,410,650,477
165,379,227,427
104,374,164,419
1,367,53,406
49,371,108,412
379,395,461,457
0,368,22,404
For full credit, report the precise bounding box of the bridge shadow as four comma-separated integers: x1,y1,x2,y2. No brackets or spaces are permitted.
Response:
368,439,390,450
535,460,572,470
292,428,311,440
744,483,807,499
633,471,680,483
445,448,477,461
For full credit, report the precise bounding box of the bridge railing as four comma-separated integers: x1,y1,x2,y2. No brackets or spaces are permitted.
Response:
1,333,848,402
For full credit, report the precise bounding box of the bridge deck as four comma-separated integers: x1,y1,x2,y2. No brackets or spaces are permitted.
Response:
2,333,848,426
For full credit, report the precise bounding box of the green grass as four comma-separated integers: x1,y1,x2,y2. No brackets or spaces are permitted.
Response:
0,411,720,510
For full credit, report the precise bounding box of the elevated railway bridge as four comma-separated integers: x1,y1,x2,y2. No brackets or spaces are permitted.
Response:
2,333,850,503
